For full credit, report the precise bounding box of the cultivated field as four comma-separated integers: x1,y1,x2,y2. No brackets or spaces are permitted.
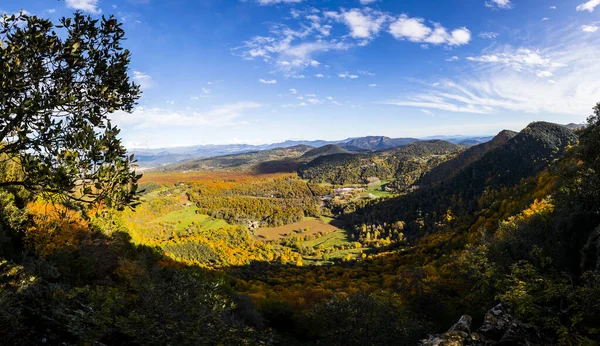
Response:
255,217,344,240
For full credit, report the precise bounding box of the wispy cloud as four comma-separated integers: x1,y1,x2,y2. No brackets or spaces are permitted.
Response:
111,102,262,129
252,0,304,5
339,72,359,79
132,71,153,89
478,31,498,39
382,38,600,117
65,0,101,14
259,79,278,84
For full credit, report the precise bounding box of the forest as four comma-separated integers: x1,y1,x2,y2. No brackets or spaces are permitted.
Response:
1,9,600,346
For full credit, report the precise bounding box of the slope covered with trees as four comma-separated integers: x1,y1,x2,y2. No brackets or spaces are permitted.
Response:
298,140,461,188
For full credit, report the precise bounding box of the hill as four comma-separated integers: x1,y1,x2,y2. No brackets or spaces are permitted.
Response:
419,130,518,185
301,144,351,159
298,140,461,186
351,122,578,239
341,136,418,151
132,135,492,168
160,145,314,172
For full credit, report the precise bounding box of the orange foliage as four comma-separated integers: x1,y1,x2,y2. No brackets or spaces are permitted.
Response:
25,202,92,257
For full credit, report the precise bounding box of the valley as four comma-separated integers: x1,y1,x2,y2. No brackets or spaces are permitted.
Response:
2,5,600,345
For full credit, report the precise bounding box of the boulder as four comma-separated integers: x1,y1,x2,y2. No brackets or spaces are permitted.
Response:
420,304,549,346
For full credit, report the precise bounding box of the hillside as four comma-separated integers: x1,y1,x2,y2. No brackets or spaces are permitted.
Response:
351,122,578,240
452,122,577,190
341,136,418,151
160,145,314,172
419,130,518,185
132,135,491,168
301,144,352,159
298,140,461,187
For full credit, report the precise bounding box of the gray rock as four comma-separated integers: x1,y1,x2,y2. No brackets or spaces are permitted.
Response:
420,304,550,346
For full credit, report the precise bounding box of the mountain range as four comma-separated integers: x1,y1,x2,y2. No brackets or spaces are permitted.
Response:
132,135,494,168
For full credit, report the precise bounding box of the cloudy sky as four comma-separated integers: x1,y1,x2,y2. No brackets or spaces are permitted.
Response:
4,0,600,148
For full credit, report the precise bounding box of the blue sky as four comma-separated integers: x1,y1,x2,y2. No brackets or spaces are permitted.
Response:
4,0,600,147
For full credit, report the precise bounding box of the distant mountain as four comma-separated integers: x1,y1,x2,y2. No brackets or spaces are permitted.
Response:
563,123,587,131
341,136,418,151
131,135,494,168
421,135,494,146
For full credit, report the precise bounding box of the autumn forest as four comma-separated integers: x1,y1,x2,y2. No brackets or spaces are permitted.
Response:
1,8,600,346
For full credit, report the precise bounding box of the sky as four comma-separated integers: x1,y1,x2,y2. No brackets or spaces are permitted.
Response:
3,0,600,148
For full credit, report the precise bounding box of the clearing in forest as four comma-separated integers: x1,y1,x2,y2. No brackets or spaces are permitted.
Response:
152,205,230,231
255,217,344,240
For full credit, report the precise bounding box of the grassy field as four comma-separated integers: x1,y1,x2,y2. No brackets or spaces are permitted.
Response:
364,180,392,198
255,217,342,240
302,227,350,248
152,205,230,231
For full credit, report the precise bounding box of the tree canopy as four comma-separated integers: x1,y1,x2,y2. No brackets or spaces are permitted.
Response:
0,11,140,209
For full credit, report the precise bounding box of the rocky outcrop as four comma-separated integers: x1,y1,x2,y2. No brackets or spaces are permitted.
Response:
420,304,549,346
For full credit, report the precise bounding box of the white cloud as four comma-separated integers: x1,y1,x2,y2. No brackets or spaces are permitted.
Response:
368,84,377,87
359,0,378,4
132,71,153,89
306,98,323,104
259,79,278,84
315,74,325,78
289,88,297,94
582,25,599,33
485,0,512,9
389,15,471,46
550,6,556,9
65,0,101,14
536,71,553,78
420,109,433,116
446,56,460,62
48,9,56,13
326,8,388,41
576,0,600,12
339,72,359,79
111,102,261,129
542,17,549,21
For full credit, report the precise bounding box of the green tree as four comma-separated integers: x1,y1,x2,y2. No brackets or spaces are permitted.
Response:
0,11,140,209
